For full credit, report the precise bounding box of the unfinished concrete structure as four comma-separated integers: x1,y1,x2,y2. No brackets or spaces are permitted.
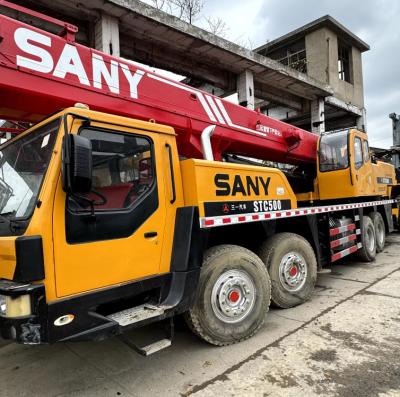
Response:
389,113,400,169
0,1,368,138
256,15,370,133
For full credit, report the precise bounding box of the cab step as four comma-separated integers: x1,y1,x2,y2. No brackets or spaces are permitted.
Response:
108,304,169,327
118,318,174,356
138,338,172,356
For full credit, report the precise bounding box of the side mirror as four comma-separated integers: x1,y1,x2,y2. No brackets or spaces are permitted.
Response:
62,134,92,194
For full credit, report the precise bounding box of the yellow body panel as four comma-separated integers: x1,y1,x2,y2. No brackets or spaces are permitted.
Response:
373,161,396,196
0,237,17,280
0,112,66,300
180,159,297,216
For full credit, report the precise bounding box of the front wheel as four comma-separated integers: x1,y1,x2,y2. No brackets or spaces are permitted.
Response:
258,233,317,309
185,245,271,346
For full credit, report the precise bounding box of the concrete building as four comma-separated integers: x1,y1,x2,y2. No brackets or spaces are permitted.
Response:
256,15,370,133
0,1,369,138
389,113,400,169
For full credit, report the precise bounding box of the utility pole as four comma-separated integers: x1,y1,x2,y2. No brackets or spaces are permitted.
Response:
389,113,400,169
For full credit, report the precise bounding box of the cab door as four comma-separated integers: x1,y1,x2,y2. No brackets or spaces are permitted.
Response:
317,130,354,200
351,131,374,197
52,123,169,297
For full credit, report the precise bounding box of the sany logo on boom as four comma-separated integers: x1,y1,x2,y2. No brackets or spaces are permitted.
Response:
14,27,144,98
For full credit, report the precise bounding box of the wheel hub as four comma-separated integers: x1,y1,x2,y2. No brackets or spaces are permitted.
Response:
289,266,298,277
279,252,307,292
211,270,256,324
376,221,384,246
228,290,240,303
366,225,375,252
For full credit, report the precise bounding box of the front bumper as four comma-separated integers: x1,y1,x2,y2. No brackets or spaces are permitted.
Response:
0,280,45,344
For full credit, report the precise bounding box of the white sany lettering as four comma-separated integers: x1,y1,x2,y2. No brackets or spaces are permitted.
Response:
120,64,144,99
53,44,90,86
14,27,53,73
92,53,119,94
14,28,147,99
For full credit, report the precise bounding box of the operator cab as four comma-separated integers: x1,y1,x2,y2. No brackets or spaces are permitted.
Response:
317,129,385,201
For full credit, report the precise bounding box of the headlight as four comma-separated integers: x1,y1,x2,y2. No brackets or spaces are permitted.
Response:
0,295,6,316
0,294,31,318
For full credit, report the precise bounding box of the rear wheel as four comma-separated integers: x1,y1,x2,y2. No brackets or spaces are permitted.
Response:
185,245,271,346
369,212,385,252
357,215,376,262
258,233,317,309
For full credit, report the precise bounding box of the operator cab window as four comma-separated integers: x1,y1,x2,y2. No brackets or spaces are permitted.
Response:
354,137,363,169
79,128,154,211
363,140,370,163
319,131,349,172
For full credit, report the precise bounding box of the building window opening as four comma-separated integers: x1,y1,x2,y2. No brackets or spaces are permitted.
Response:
338,41,351,83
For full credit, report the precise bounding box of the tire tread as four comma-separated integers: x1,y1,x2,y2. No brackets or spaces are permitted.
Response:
185,245,271,346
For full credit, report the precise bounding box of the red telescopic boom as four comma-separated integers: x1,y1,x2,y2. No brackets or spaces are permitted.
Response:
0,2,318,164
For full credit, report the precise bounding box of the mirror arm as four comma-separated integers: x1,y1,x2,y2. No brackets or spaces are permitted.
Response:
69,189,107,219
69,193,96,219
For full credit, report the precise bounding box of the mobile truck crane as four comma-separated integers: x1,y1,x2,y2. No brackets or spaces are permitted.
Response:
0,1,398,354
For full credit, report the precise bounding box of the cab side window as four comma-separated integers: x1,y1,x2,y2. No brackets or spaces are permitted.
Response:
66,127,159,244
354,137,363,169
363,140,370,163
80,128,154,210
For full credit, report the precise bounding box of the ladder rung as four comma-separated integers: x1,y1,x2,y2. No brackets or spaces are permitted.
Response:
331,243,362,262
330,223,356,236
330,233,357,248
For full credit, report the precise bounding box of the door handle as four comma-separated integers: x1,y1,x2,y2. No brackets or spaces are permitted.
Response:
144,231,158,238
165,143,176,204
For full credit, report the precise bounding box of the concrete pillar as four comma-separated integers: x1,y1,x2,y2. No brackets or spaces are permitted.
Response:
311,98,325,134
357,108,367,132
237,70,254,110
95,14,120,57
389,113,400,169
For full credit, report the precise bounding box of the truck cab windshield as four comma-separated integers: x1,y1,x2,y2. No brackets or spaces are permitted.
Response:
0,118,59,222
319,131,349,172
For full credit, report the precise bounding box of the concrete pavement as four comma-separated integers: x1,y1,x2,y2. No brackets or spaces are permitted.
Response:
1,234,400,397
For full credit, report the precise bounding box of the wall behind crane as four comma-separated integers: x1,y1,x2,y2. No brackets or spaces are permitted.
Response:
305,27,364,109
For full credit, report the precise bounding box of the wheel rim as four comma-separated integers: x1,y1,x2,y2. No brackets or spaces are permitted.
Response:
278,252,307,292
366,225,375,252
376,221,385,247
211,270,256,324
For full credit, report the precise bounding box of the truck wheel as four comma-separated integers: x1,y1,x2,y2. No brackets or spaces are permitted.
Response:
185,245,271,346
357,215,376,262
258,233,317,309
369,212,385,252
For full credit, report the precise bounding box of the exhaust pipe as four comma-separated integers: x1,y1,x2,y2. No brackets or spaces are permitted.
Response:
201,125,216,161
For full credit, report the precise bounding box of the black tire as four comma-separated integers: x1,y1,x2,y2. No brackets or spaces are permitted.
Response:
357,215,376,262
258,233,317,309
185,244,271,346
369,212,385,253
